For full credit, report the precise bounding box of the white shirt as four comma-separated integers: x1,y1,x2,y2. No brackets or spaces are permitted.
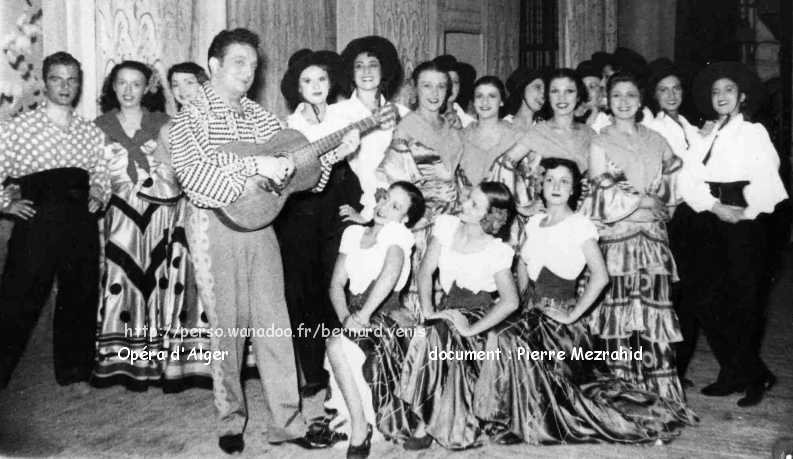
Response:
285,103,347,141
433,214,514,293
329,92,410,221
642,110,699,164
520,213,598,281
678,114,788,219
339,222,415,295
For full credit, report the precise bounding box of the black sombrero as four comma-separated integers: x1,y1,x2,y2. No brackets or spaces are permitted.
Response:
575,60,601,80
692,61,767,119
280,49,346,111
340,35,403,100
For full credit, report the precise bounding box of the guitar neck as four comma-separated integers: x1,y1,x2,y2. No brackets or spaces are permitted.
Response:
303,116,379,159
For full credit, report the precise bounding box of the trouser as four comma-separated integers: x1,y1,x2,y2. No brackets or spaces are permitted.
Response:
185,203,306,441
668,204,698,377
274,161,360,389
681,204,770,386
0,168,99,387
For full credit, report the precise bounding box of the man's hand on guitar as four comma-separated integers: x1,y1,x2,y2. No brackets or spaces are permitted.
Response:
255,156,294,185
337,129,361,159
375,104,398,131
339,204,369,224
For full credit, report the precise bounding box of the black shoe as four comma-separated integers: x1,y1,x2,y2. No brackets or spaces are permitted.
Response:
700,380,745,397
495,431,523,445
403,434,433,450
218,434,244,454
737,371,776,407
681,377,694,389
347,424,373,459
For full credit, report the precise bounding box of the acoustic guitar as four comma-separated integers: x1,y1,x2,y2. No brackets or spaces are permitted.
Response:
215,104,396,232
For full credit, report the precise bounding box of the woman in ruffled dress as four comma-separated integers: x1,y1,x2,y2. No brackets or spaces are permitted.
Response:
93,60,174,389
377,60,464,316
579,72,686,401
322,181,425,458
398,182,518,450
474,157,696,446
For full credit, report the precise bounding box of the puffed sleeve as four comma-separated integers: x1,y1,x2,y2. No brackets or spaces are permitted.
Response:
379,221,415,256
743,123,788,219
431,214,459,247
575,214,599,245
339,225,362,255
489,240,515,275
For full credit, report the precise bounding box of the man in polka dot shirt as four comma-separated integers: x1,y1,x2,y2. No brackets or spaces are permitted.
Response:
0,52,110,391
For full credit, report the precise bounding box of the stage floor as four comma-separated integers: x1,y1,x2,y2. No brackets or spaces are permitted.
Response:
1,250,791,458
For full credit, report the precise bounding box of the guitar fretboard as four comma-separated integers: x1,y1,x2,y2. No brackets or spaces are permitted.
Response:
296,116,379,158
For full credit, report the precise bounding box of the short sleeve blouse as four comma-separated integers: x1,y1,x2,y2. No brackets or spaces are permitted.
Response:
340,221,415,295
434,214,514,293
520,213,598,281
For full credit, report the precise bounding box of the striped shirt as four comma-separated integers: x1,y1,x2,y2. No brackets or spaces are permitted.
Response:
0,104,110,209
170,82,334,209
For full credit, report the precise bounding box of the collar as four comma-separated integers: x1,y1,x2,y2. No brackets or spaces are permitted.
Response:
202,81,258,120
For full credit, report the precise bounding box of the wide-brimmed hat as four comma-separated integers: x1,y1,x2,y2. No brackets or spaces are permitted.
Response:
575,60,601,80
612,47,648,79
340,35,403,99
692,61,767,119
590,51,615,75
280,49,345,111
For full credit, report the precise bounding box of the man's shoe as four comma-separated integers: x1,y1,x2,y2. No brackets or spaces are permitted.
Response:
700,380,744,397
218,434,244,454
737,371,776,407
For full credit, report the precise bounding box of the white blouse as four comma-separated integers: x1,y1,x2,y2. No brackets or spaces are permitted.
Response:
678,114,788,219
339,221,415,295
520,213,598,281
329,92,410,221
434,214,514,293
285,103,347,140
642,110,699,164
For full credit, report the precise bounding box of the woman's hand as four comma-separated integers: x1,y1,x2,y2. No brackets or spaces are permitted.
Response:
88,197,103,213
711,202,744,224
438,310,475,337
343,313,370,336
338,204,369,224
2,199,36,220
542,307,578,325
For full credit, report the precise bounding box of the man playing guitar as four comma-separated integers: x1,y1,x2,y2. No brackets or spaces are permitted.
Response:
169,28,391,454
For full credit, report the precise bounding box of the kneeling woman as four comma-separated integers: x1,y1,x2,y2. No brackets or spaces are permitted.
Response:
398,182,519,450
324,181,426,458
474,158,696,445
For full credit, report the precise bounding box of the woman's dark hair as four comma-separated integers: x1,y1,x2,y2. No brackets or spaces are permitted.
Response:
390,181,426,228
538,157,583,210
479,181,516,241
540,68,588,120
167,62,209,87
99,60,165,113
341,36,403,100
472,76,507,118
646,72,683,116
412,60,452,112
605,71,644,122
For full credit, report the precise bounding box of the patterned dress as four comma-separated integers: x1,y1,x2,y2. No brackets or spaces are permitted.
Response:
93,109,184,387
377,112,463,317
323,222,418,441
579,124,686,401
474,213,696,444
398,215,514,449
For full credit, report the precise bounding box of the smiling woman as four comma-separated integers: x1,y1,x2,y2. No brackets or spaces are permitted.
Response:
376,59,464,317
